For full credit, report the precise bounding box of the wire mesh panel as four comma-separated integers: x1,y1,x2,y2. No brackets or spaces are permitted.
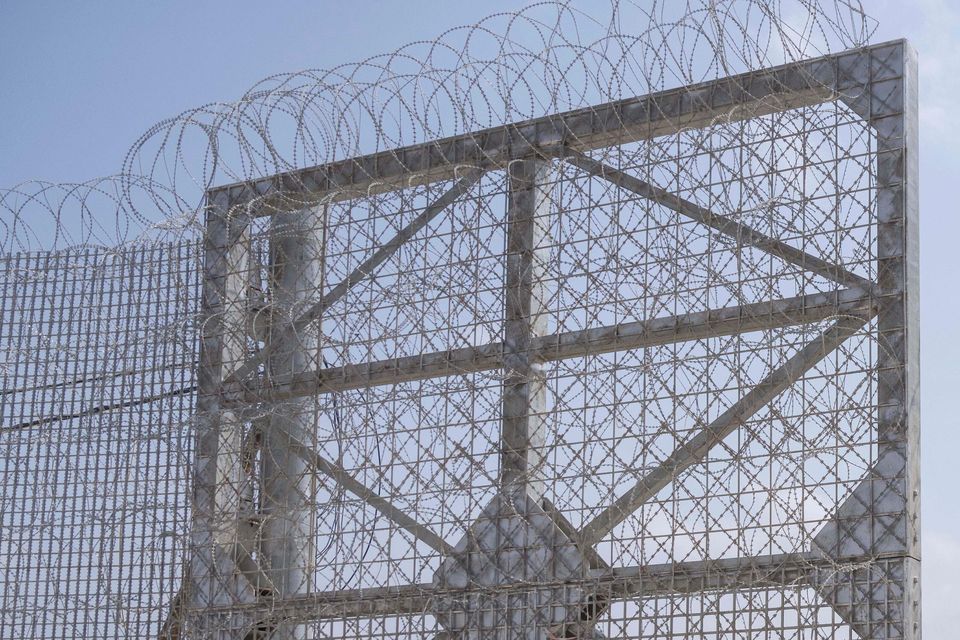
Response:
0,2,918,639
0,245,198,638
188,46,918,640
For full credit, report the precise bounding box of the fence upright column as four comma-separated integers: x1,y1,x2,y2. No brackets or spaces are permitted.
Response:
259,208,323,639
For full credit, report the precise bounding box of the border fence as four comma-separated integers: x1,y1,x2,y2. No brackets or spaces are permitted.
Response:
1,2,919,638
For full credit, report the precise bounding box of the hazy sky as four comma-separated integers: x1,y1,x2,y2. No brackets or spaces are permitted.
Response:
1,0,957,635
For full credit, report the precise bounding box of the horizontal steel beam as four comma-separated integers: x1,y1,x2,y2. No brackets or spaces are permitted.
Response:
534,287,873,361
195,551,857,625
240,341,506,403
207,41,905,212
197,582,433,624
237,288,874,403
601,551,823,599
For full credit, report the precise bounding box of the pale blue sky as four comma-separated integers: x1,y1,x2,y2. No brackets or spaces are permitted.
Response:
1,0,957,635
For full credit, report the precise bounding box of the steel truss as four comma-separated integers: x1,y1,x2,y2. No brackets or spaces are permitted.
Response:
177,39,919,639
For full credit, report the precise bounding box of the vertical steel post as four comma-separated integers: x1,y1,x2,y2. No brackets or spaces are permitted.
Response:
813,40,921,639
187,195,257,638
501,157,553,498
260,208,323,640
873,40,922,639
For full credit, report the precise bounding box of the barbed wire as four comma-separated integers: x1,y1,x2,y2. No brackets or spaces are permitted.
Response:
1,0,873,252
0,2,913,639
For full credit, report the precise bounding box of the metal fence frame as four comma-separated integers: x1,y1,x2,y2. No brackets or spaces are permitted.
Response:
181,39,920,639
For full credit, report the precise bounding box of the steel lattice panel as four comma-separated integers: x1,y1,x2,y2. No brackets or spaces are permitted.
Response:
0,5,919,639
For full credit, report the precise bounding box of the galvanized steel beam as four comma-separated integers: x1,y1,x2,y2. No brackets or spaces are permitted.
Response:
240,288,874,403
499,157,553,495
205,551,853,627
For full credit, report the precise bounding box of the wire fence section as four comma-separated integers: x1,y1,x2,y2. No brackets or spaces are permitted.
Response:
0,244,199,638
0,1,921,639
